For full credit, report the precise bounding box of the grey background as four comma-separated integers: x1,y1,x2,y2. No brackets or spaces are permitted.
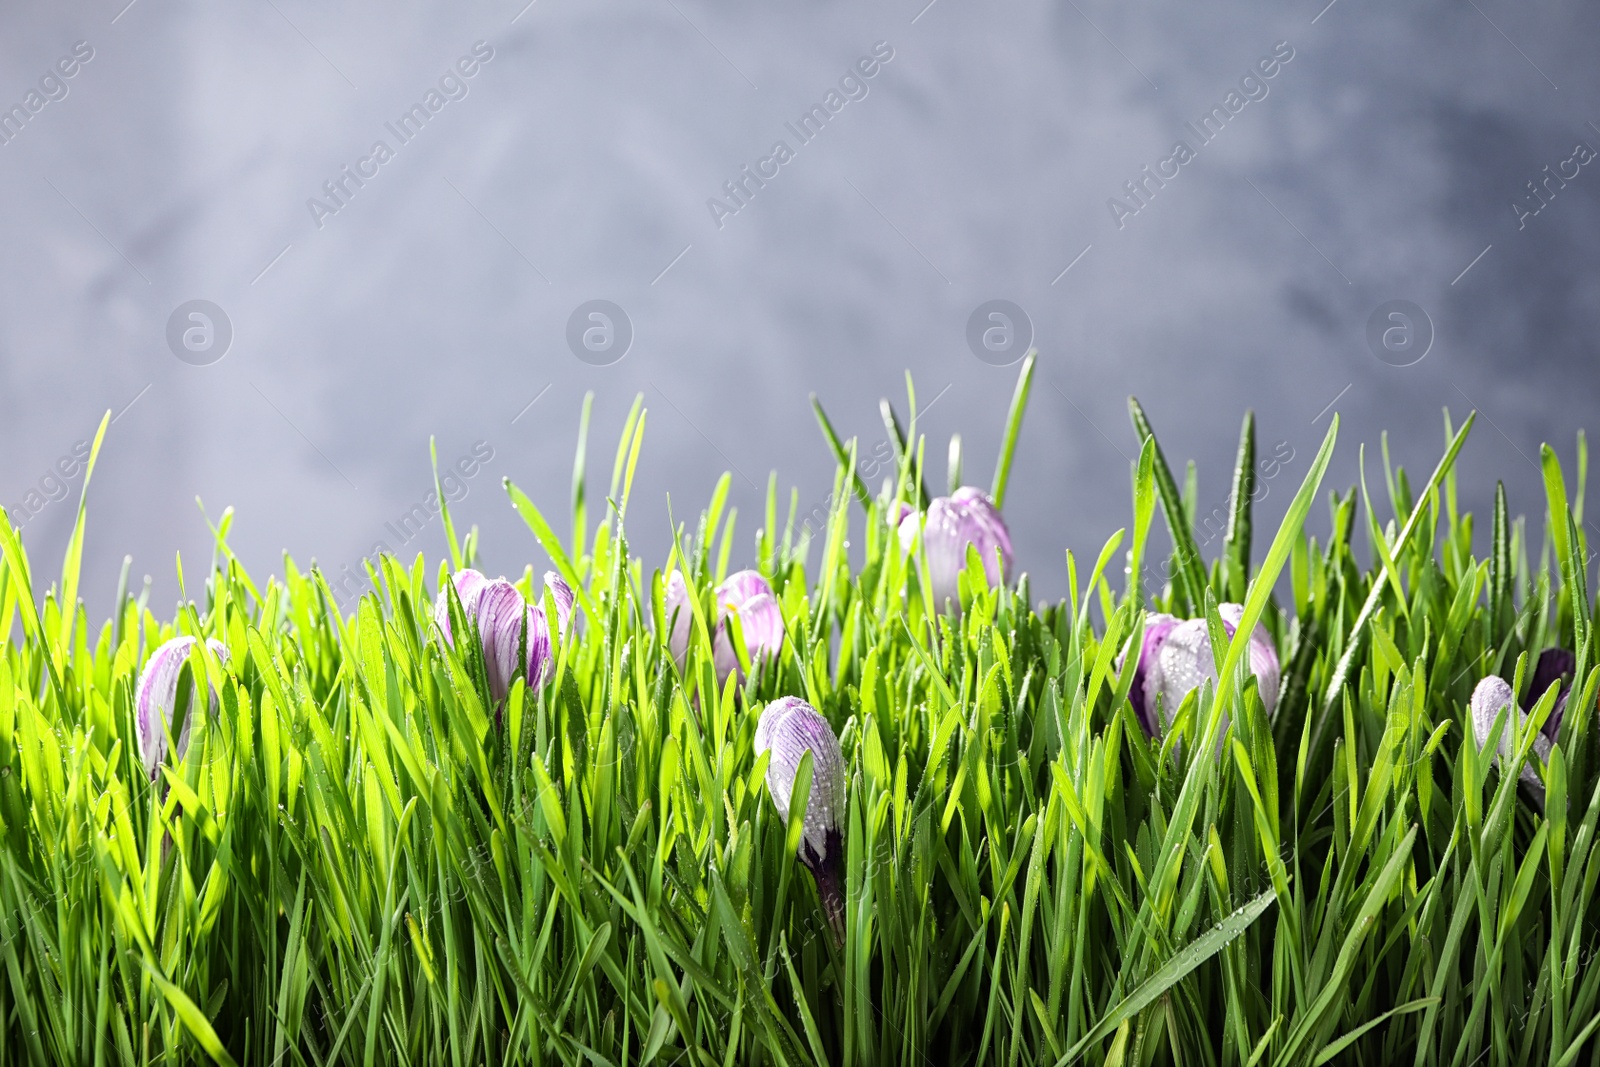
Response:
2,0,1596,621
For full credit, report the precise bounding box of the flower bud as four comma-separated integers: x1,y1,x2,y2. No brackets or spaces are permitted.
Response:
433,568,488,643
663,569,785,682
1125,613,1179,738
473,578,552,707
1122,603,1280,738
543,570,575,637
437,571,554,712
664,570,694,668
755,696,846,934
135,636,228,781
1471,673,1550,794
896,487,1013,608
712,570,785,681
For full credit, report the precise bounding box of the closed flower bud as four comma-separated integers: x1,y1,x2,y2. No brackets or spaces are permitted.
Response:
135,636,228,781
1125,613,1180,738
664,570,695,668
1122,604,1280,739
433,568,489,643
712,570,785,681
1471,674,1551,795
473,579,552,708
543,570,575,637
663,569,786,683
896,487,1013,608
755,696,846,935
437,571,554,714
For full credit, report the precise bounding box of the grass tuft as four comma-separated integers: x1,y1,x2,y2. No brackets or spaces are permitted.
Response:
0,373,1595,1065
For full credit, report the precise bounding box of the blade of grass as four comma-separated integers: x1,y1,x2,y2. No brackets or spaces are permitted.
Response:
991,351,1036,508
1128,396,1208,611
1060,887,1277,1064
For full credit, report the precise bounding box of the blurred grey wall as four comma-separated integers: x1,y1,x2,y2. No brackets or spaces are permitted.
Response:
2,0,1597,620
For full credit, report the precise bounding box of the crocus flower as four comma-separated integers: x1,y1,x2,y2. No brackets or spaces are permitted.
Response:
896,487,1013,609
664,569,786,682
1122,604,1280,739
543,570,575,637
712,570,785,680
1467,648,1581,798
135,636,228,781
1470,674,1551,797
755,696,846,936
475,579,552,705
433,567,489,642
664,570,695,665
435,571,555,712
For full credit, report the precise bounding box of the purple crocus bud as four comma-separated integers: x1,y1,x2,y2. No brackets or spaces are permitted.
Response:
543,570,575,638
473,578,552,708
1524,648,1575,739
712,570,785,681
896,487,1013,609
1471,674,1550,794
1124,603,1280,739
1219,604,1281,718
434,568,489,644
1122,612,1179,738
755,696,846,936
135,636,229,781
664,570,694,668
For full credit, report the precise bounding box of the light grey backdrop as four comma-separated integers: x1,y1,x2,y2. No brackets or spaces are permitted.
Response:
2,0,1596,620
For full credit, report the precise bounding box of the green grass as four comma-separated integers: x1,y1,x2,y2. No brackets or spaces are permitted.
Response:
0,365,1597,1065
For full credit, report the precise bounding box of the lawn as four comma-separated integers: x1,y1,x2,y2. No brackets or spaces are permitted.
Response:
0,356,1596,1065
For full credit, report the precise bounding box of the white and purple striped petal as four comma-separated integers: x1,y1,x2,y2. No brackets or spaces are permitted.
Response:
897,487,1013,609
135,636,228,781
543,570,575,638
433,568,489,644
1472,673,1550,792
755,695,848,934
664,570,694,668
474,578,552,707
1123,613,1179,738
712,570,786,681
1219,604,1282,719
755,696,846,868
1121,603,1280,739
663,570,786,683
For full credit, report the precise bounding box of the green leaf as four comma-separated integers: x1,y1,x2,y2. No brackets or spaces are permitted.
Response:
810,393,872,507
1128,396,1208,611
143,964,241,1067
57,410,110,657
1222,410,1255,603
1061,887,1277,1064
1313,998,1439,1065
991,351,1036,508
505,478,601,623
1311,413,1474,767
